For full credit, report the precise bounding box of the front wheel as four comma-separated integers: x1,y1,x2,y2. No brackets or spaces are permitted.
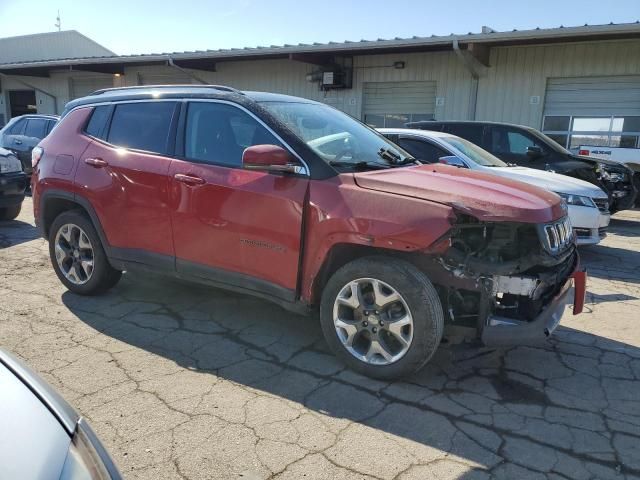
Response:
49,210,122,295
319,257,444,380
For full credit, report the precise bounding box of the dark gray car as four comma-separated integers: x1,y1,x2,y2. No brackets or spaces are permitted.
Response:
0,349,122,480
0,114,58,175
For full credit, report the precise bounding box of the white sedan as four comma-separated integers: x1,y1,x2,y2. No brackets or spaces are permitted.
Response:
380,128,610,246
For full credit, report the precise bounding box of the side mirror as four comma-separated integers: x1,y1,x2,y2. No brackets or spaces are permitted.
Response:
242,145,303,174
438,156,468,168
526,145,544,158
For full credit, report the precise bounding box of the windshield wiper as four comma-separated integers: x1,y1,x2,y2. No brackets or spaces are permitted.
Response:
329,160,390,170
377,147,417,166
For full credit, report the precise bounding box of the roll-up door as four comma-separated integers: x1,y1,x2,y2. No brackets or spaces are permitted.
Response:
362,81,436,128
542,76,640,149
70,76,114,99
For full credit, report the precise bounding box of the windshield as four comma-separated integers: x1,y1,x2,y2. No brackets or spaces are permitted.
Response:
439,136,508,167
259,101,414,168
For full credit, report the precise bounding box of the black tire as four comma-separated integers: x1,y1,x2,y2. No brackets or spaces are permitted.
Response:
48,210,122,295
319,256,444,380
0,204,21,221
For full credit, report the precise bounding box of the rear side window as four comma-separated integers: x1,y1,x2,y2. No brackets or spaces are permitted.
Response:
107,102,176,154
184,102,282,167
24,118,48,139
398,137,449,163
84,106,111,139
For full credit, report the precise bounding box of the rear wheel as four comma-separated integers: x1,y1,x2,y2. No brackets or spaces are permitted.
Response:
0,204,21,221
49,210,122,295
320,256,444,379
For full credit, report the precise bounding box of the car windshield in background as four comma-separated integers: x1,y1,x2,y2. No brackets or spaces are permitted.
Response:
259,101,414,168
439,136,508,167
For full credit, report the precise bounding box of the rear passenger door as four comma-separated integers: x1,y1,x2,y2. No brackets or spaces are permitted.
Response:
169,101,309,300
75,102,179,268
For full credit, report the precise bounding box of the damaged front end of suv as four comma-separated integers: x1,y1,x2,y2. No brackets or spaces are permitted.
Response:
421,212,586,345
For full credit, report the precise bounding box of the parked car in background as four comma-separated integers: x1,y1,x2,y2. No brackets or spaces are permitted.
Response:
381,128,611,246
0,348,122,480
33,85,585,379
0,147,27,221
407,120,637,213
0,114,58,176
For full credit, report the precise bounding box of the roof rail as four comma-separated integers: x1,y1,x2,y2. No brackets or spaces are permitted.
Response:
89,84,244,96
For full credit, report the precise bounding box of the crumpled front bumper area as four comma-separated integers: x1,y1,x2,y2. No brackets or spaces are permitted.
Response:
481,255,586,346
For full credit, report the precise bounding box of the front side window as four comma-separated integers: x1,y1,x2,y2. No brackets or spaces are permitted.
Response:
261,101,413,168
107,102,176,154
490,127,545,157
8,118,26,135
398,138,448,163
185,102,282,167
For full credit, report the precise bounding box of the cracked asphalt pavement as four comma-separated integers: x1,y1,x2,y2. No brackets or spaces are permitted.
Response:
1,198,640,480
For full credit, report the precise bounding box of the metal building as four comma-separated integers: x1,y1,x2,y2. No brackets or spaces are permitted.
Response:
1,22,639,150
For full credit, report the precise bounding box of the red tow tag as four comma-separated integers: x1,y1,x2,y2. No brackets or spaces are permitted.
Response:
571,269,587,315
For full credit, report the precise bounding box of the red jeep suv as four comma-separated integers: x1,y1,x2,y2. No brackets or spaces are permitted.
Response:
32,85,586,379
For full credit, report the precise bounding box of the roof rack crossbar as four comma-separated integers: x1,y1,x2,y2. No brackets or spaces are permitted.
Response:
89,84,244,96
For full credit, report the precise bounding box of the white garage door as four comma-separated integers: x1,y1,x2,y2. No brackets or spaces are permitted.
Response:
362,81,436,128
70,76,114,99
137,72,193,86
542,76,640,149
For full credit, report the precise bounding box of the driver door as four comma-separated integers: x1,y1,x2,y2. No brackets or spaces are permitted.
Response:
169,101,309,300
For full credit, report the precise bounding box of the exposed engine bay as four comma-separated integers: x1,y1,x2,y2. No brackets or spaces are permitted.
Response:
420,214,577,339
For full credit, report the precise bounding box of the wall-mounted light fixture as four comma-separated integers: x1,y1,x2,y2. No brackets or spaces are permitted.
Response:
393,61,406,69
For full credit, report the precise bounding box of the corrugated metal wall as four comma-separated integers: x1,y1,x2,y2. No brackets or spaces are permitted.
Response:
3,38,640,129
476,39,640,128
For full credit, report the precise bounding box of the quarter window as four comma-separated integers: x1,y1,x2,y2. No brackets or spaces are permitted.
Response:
84,106,111,139
107,102,177,154
185,102,282,167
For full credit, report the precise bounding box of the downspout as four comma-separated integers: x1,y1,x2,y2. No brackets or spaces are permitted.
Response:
452,39,479,121
167,58,208,85
0,72,59,114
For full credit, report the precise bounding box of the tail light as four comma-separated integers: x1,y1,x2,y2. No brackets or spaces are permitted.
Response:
32,146,43,167
578,149,589,156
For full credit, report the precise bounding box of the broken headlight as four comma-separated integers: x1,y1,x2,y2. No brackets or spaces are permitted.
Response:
597,163,627,183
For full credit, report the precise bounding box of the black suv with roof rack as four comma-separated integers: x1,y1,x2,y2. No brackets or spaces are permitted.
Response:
407,120,638,213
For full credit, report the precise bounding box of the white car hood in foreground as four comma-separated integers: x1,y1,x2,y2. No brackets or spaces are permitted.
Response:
485,166,606,199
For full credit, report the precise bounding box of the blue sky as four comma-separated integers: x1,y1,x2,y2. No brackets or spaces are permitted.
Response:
0,0,639,55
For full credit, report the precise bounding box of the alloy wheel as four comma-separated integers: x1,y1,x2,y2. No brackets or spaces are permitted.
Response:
332,278,414,365
54,223,95,285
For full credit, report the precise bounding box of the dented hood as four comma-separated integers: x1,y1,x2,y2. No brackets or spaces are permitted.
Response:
353,164,566,224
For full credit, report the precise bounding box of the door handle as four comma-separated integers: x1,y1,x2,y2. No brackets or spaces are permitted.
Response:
14,139,22,145
174,173,206,186
84,157,108,168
